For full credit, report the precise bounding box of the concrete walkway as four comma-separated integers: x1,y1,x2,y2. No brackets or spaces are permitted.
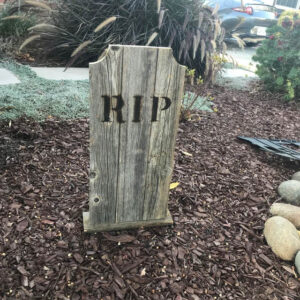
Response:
0,68,21,85
0,46,258,90
226,47,258,73
31,67,89,81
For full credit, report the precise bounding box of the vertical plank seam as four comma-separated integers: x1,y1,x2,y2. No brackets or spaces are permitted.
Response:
115,48,124,223
142,47,160,219
106,54,112,222
122,48,129,220
154,51,173,216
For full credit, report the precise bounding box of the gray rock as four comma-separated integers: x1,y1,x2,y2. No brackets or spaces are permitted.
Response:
292,171,300,182
278,180,300,205
295,251,300,275
270,203,300,228
264,216,300,261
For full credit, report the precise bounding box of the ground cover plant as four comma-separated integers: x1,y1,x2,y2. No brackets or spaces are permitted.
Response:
0,84,300,299
20,0,226,82
0,61,89,120
253,11,300,101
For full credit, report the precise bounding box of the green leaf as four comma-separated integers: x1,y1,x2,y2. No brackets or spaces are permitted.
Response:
276,77,284,86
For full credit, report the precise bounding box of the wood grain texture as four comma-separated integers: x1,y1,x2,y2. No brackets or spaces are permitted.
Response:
84,45,185,231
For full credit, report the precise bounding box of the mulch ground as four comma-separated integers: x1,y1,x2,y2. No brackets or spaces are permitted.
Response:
0,85,300,300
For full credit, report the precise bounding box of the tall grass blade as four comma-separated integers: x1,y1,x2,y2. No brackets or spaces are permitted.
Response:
200,39,205,62
158,10,165,29
212,3,220,16
157,0,161,13
198,12,204,28
146,32,158,46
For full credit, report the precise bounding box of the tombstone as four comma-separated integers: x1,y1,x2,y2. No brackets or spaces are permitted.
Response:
83,45,185,232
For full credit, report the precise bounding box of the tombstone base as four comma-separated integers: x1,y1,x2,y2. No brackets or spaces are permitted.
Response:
83,210,173,232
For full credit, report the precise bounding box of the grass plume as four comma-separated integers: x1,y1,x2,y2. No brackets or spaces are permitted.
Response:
94,16,116,33
1,15,23,20
19,0,225,83
19,34,40,51
25,0,52,11
28,23,57,31
71,40,92,57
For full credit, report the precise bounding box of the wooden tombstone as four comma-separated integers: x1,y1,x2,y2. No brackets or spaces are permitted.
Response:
83,45,185,232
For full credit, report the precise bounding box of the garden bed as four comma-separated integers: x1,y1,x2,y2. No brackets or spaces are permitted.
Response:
0,85,300,299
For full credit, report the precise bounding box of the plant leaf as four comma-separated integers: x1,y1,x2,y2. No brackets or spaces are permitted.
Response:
170,182,180,190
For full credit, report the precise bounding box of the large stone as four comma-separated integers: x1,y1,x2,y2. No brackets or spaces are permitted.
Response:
295,251,300,275
264,216,300,261
292,171,300,182
278,180,300,205
270,203,300,228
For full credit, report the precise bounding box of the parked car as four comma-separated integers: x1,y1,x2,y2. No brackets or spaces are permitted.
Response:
206,0,278,44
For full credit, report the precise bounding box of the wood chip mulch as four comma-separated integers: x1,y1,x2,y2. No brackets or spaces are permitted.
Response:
0,85,300,300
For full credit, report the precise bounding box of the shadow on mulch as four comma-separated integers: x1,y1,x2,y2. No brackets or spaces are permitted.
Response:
0,85,300,300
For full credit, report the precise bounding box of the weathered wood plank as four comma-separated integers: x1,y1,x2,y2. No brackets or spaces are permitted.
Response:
89,46,123,225
84,45,185,232
117,46,158,222
83,210,173,232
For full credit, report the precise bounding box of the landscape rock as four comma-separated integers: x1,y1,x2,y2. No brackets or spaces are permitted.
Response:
295,251,300,275
270,203,300,228
264,216,300,261
292,171,300,182
278,180,300,205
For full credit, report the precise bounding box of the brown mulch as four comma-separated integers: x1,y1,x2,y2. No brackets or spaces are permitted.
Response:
0,85,300,300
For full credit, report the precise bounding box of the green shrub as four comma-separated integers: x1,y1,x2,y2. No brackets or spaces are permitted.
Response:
253,11,300,100
20,0,226,83
0,2,36,38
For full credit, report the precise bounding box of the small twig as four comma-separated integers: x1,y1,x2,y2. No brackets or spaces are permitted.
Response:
79,266,101,276
238,223,263,241
45,265,64,298
111,262,123,278
128,283,139,299
121,257,147,274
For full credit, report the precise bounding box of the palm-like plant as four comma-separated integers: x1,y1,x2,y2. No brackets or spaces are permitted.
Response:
20,0,226,82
